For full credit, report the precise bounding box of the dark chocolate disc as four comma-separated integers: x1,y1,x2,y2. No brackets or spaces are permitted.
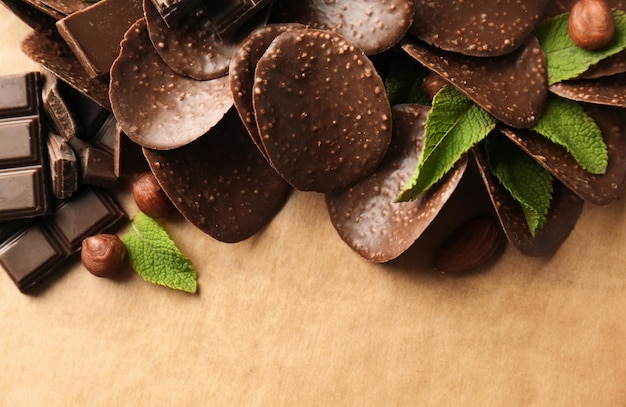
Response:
272,0,416,55
144,0,269,80
143,109,292,243
402,37,548,129
549,73,626,108
109,18,233,150
229,23,306,157
473,145,584,257
410,0,549,57
326,104,467,263
500,104,626,206
253,29,393,193
579,52,626,79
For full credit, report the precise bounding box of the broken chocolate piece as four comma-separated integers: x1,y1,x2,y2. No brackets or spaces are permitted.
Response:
42,73,79,140
273,0,416,55
55,0,143,78
326,104,467,263
69,137,117,188
402,37,548,129
47,132,79,199
143,109,291,243
253,29,392,192
110,18,234,150
114,125,149,178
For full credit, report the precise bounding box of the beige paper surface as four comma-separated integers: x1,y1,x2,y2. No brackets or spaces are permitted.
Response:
1,7,626,406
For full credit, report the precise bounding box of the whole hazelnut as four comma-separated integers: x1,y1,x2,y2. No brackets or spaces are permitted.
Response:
568,0,615,50
421,72,448,101
132,171,174,218
82,234,127,278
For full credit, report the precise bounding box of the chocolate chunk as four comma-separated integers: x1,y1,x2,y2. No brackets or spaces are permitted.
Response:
402,37,548,129
21,31,111,110
0,187,126,292
0,72,41,119
47,132,79,199
273,0,416,55
109,18,234,150
148,0,202,27
55,0,143,78
68,137,117,188
326,104,467,263
253,29,392,192
473,144,584,257
409,0,549,57
229,23,307,157
500,104,626,206
203,0,271,38
144,0,269,80
143,109,291,243
42,73,79,140
549,73,626,108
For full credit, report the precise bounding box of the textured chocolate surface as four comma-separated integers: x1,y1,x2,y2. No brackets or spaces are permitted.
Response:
55,0,143,78
410,0,549,56
144,109,291,243
253,29,392,192
549,73,626,108
402,37,548,129
110,18,233,150
273,0,415,55
326,104,467,263
42,73,79,140
47,132,78,199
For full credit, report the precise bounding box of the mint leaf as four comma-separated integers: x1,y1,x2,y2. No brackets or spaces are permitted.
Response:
536,10,626,85
122,211,197,293
397,86,496,201
384,55,430,106
532,95,608,174
485,135,554,236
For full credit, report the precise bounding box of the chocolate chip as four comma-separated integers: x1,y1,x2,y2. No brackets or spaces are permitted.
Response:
143,109,291,243
229,23,306,158
549,73,626,108
253,29,392,192
473,144,584,257
500,104,626,206
409,0,549,57
326,104,467,262
144,0,269,80
109,18,234,150
402,37,548,129
272,0,416,55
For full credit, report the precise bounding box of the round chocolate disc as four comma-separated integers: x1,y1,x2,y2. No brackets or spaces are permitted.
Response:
110,18,233,150
326,104,467,263
549,73,626,108
410,0,549,56
229,23,306,157
253,29,393,193
402,37,548,129
144,0,269,81
144,109,292,243
272,0,416,55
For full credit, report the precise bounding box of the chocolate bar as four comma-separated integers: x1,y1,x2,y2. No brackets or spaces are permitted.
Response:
204,0,271,37
47,132,79,199
0,72,52,222
55,0,143,77
149,0,202,27
0,187,126,292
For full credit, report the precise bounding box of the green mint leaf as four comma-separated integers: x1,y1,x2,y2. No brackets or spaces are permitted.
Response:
397,86,496,201
384,55,430,106
532,95,608,174
122,211,197,293
536,10,626,85
485,134,554,236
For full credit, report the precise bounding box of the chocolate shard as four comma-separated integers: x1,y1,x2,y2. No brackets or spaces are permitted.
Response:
42,72,79,140
409,0,549,57
55,0,143,78
472,145,584,257
402,37,548,129
68,136,118,188
326,104,467,263
143,109,292,243
273,0,416,55
47,132,79,199
549,73,626,108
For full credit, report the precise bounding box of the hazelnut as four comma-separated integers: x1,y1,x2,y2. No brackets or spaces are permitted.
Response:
568,0,615,50
421,72,448,100
82,234,127,278
132,171,174,218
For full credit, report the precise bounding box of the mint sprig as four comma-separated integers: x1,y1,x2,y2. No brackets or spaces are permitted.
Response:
536,10,626,85
532,95,608,174
122,211,197,293
397,86,496,201
485,135,554,236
